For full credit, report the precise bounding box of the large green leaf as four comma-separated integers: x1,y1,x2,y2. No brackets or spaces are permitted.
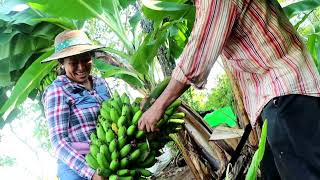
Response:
283,0,320,18
24,0,133,52
131,22,171,75
118,0,135,9
0,34,53,86
0,50,57,119
25,0,103,20
94,59,143,88
141,0,194,25
32,18,84,30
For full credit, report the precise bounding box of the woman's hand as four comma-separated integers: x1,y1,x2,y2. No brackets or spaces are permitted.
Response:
92,173,104,180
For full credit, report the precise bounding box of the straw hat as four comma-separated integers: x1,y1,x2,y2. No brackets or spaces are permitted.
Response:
41,30,103,63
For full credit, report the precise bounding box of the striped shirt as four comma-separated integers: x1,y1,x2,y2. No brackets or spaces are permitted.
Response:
42,75,111,179
172,0,320,125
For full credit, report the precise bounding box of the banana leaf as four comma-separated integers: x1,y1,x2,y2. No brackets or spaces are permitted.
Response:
0,50,56,121
24,0,132,51
245,120,267,180
141,0,195,26
94,59,144,88
283,0,320,18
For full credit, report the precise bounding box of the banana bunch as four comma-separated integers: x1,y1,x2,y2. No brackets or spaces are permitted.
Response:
39,70,57,92
85,90,185,179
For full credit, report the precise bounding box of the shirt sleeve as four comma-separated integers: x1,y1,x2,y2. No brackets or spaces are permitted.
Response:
172,0,238,89
42,85,95,179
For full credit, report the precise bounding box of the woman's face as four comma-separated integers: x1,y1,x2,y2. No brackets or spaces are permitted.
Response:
62,52,92,84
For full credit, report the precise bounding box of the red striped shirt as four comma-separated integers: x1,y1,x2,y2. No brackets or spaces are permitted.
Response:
172,0,320,125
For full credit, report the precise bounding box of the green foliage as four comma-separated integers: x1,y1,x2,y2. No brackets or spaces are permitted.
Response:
206,74,233,110
283,0,320,18
0,155,16,167
0,51,57,125
33,114,51,151
0,8,63,87
245,120,268,180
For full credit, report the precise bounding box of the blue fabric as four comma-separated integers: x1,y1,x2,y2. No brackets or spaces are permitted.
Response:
57,160,87,180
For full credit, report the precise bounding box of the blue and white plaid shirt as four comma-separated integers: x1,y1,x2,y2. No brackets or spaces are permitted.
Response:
42,75,111,179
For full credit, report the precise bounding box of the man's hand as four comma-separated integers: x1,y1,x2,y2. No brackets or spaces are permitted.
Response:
138,78,190,132
138,103,163,132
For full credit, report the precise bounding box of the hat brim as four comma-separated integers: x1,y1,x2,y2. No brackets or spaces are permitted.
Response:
41,44,104,63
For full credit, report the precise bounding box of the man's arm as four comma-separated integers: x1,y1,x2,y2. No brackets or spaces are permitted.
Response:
138,0,238,132
138,79,190,132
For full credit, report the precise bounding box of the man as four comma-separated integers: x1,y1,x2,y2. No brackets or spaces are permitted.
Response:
138,0,320,179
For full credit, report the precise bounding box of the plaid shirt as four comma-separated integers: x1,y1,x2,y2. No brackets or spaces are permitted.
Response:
172,0,320,125
42,75,111,179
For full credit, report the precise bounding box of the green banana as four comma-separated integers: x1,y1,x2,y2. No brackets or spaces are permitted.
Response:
137,168,152,177
117,176,133,180
100,108,111,120
120,144,132,158
129,149,141,161
90,144,100,157
135,130,145,139
142,77,171,111
118,126,126,138
121,93,130,105
117,115,127,127
164,107,174,116
117,169,130,176
118,136,127,149
167,99,182,111
110,108,120,123
109,159,120,171
122,106,132,123
109,139,118,152
96,124,106,141
129,169,136,176
126,125,136,136
111,150,119,161
170,112,185,119
137,142,148,152
90,133,98,142
100,144,112,162
168,118,185,124
109,174,118,180
156,118,167,128
111,99,121,115
101,121,111,132
102,101,111,110
113,91,123,108
132,110,142,125
92,139,102,146
106,129,115,143
120,157,129,169
97,152,109,169
85,153,99,169
139,153,156,168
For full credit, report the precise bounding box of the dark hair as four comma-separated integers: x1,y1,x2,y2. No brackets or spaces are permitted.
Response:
58,59,66,75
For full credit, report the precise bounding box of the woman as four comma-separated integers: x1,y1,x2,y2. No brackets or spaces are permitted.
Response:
42,30,111,180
